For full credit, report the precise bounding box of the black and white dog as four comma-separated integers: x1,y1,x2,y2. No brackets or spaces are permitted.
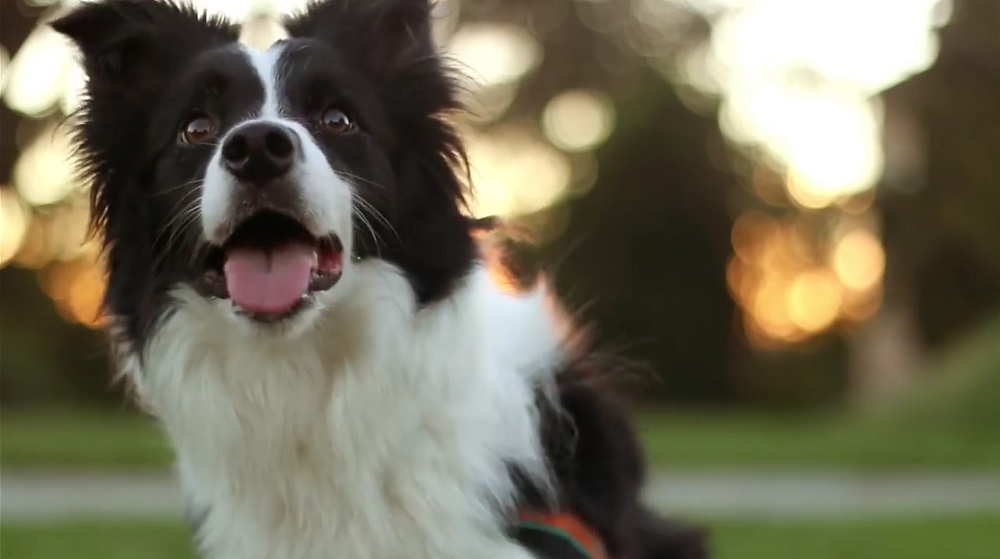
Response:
53,1,707,558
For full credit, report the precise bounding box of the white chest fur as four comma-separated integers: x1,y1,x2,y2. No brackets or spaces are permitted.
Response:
125,264,562,559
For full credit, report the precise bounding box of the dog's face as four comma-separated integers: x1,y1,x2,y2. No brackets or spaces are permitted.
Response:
54,0,478,343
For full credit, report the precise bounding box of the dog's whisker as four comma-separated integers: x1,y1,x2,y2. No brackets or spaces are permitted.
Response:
353,206,383,259
156,196,203,261
350,192,401,246
156,191,202,244
335,170,388,191
155,178,204,197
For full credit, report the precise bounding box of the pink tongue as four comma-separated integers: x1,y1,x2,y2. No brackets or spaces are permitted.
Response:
224,244,317,314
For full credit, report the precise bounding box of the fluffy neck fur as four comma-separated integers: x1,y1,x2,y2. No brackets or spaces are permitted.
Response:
121,262,563,559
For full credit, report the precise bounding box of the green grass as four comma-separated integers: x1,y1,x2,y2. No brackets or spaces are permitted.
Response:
4,325,998,557
869,314,1000,438
637,410,1000,470
0,409,172,470
0,521,195,559
704,514,1000,559
3,317,999,472
3,407,1000,471
3,515,998,559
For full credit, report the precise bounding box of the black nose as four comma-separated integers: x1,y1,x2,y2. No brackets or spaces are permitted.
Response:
221,122,299,184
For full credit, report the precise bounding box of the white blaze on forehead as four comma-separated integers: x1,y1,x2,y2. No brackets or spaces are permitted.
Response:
241,44,284,120
200,41,354,262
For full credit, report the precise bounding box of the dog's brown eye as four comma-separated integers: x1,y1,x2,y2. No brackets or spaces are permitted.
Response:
180,115,217,145
320,107,355,133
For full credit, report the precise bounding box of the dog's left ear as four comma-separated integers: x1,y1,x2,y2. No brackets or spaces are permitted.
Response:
52,0,238,96
285,0,437,85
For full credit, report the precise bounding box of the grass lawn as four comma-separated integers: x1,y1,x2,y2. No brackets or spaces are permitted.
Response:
636,410,1000,470
3,407,1000,471
636,314,1000,471
3,515,998,559
0,409,172,470
706,514,1000,559
5,317,999,472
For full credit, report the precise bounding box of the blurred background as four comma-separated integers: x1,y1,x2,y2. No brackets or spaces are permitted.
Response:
1,0,998,557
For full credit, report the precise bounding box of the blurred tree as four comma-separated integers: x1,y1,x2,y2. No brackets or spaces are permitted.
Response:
544,76,740,402
461,0,743,401
864,0,1000,400
0,267,113,405
0,2,114,406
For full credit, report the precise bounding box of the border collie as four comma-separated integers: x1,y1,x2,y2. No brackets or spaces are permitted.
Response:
53,1,708,558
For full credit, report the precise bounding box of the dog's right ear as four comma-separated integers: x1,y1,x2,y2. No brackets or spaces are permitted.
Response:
285,0,440,90
52,0,238,96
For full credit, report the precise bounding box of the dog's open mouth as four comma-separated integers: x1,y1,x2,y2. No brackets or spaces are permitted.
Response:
201,212,343,320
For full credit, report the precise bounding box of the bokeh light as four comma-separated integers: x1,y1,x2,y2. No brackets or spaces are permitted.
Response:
40,253,106,328
0,45,11,96
542,89,616,153
727,211,885,346
696,0,944,222
4,23,75,117
14,123,77,207
832,229,886,292
447,24,541,89
692,0,947,346
466,128,571,218
787,268,843,333
0,188,30,266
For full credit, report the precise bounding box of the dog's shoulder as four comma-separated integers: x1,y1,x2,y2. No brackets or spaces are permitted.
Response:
512,359,710,559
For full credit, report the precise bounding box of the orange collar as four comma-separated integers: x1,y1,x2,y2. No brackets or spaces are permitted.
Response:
516,511,610,559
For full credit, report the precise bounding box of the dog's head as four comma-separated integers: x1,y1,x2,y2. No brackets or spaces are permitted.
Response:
54,0,477,342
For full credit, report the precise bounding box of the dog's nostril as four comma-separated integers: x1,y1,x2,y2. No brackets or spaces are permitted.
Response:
222,134,250,165
221,123,298,183
265,129,294,161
